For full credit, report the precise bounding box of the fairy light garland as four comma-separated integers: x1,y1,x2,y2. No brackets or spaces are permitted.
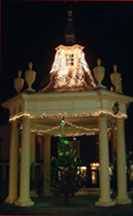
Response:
9,110,127,122
31,124,61,134
65,121,99,132
54,132,96,137
29,119,113,136
11,109,126,136
30,121,98,134
31,129,96,137
9,112,31,122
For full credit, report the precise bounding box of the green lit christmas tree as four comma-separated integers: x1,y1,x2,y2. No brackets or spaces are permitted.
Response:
52,121,82,204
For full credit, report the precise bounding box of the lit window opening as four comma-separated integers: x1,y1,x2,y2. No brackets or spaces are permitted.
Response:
66,54,74,66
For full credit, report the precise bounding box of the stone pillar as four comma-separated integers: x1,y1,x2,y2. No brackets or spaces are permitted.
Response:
95,115,115,207
116,118,131,204
15,116,34,206
43,135,53,196
5,120,19,204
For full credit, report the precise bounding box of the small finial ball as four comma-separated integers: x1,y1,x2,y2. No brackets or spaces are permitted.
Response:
67,10,72,17
28,62,33,70
113,64,117,72
18,70,22,78
97,58,101,66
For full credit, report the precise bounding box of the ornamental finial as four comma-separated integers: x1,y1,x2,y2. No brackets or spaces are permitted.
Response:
65,10,75,45
25,62,37,92
14,70,24,94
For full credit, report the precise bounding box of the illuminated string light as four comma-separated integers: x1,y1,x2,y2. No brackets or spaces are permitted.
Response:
31,124,61,134
31,131,96,137
49,44,96,90
29,120,113,136
90,162,100,167
30,121,98,135
9,112,31,122
65,121,99,132
10,110,126,137
9,110,127,122
54,132,96,137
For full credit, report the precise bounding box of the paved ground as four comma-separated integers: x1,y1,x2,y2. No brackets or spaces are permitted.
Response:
1,189,133,216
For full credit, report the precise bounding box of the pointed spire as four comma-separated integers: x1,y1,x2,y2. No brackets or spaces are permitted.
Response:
65,10,75,45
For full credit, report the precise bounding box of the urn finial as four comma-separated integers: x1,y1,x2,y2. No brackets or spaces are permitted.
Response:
28,62,33,70
25,62,37,92
110,65,123,93
93,58,106,88
14,70,24,94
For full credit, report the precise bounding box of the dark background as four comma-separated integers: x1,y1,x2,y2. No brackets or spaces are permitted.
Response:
1,1,133,102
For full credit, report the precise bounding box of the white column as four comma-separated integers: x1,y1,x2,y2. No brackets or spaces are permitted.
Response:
5,120,19,204
95,115,115,207
116,118,131,204
43,135,53,196
15,116,34,206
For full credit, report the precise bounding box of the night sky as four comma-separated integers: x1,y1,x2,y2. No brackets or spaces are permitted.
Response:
1,0,133,162
1,0,133,104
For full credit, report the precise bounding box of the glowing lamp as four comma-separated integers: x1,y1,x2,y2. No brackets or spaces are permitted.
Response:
61,119,65,124
90,162,100,167
64,140,69,144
